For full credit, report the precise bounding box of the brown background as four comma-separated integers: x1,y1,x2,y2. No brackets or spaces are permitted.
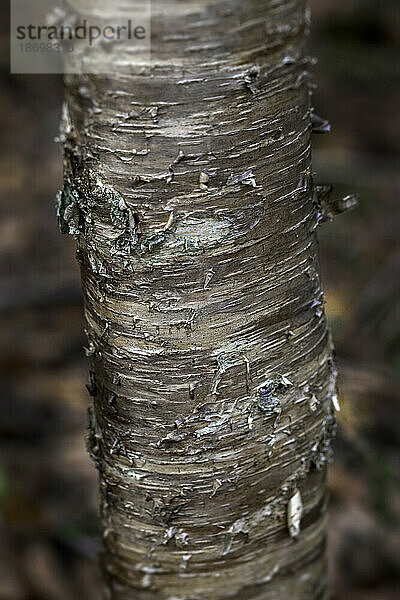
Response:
0,1,399,598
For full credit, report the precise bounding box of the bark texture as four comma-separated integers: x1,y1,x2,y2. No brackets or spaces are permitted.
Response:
58,1,337,598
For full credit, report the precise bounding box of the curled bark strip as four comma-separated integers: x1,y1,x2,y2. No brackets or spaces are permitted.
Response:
315,185,358,223
311,112,331,134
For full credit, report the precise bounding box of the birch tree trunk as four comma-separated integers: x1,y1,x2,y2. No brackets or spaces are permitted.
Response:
57,1,338,598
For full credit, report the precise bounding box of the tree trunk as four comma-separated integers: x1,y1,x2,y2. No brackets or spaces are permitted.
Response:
58,1,337,598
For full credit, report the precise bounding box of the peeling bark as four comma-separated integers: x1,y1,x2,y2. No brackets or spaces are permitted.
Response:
57,1,338,598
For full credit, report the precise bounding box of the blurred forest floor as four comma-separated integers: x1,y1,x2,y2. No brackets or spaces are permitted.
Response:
0,1,399,598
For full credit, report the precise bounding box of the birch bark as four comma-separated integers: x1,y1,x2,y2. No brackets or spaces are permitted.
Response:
58,1,337,598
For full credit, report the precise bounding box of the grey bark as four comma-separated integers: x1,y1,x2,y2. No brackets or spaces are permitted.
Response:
57,1,338,598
